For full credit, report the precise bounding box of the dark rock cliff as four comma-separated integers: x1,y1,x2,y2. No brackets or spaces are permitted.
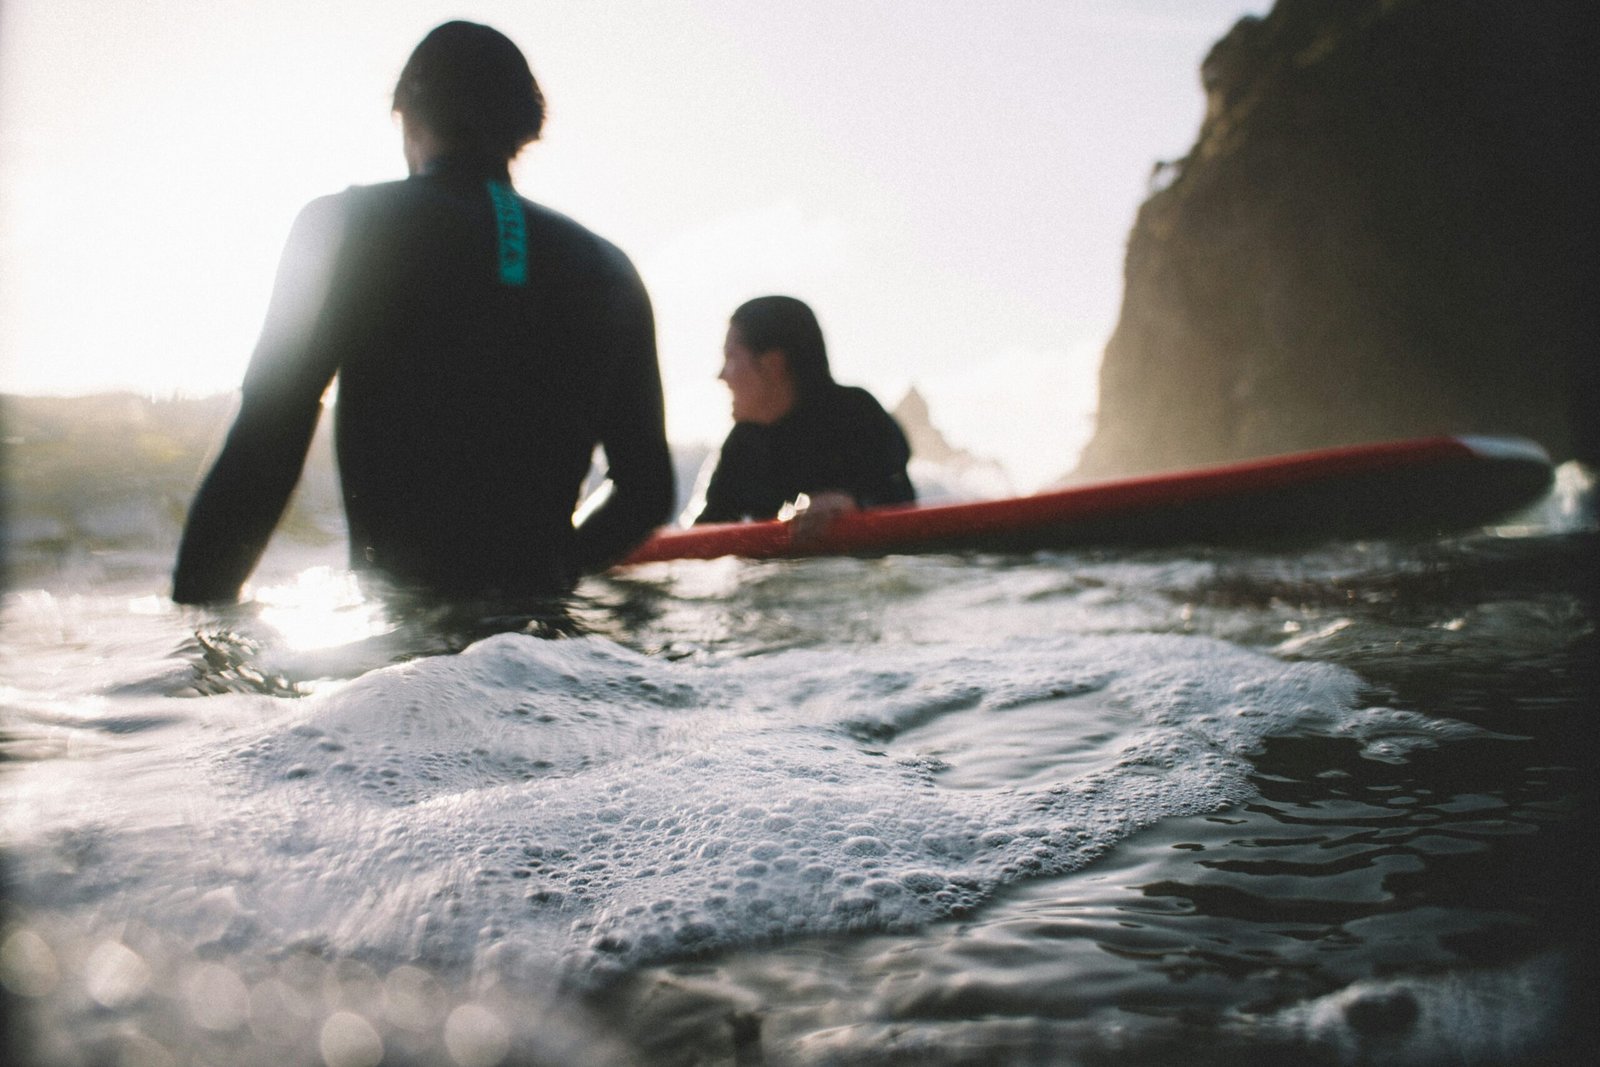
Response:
1072,0,1596,480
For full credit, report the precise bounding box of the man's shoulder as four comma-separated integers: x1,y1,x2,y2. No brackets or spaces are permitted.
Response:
523,201,638,277
326,178,407,208
295,182,643,293
322,182,627,257
294,180,405,231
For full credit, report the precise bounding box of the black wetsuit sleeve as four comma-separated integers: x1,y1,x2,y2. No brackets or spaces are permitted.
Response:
171,197,347,604
694,425,771,524
693,455,741,524
694,458,742,524
571,256,675,572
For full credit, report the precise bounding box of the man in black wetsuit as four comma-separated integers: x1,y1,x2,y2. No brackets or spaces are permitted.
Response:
173,22,673,605
695,296,913,534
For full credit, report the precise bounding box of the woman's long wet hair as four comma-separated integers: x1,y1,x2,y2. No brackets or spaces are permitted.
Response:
392,21,546,160
730,295,834,405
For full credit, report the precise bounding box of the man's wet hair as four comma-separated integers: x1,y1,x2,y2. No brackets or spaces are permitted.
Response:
393,21,545,160
731,295,834,404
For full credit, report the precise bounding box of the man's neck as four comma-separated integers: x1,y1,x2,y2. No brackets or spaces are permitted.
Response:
402,117,450,175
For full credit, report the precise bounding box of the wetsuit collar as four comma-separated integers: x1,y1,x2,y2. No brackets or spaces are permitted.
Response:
419,151,513,182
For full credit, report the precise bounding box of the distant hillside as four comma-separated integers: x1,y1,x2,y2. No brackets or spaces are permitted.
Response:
1,388,997,588
2,393,343,586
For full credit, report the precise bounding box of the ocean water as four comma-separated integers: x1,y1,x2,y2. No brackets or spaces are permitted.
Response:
1,469,1595,1066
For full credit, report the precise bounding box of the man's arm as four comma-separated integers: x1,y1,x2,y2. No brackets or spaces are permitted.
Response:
172,197,348,604
571,254,675,572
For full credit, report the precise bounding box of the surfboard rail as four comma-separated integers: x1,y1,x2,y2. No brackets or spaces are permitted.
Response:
619,435,1554,566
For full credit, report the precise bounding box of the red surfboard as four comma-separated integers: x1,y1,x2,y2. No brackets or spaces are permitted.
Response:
619,435,1554,565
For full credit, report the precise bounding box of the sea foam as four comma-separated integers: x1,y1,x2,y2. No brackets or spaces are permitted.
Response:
6,629,1473,987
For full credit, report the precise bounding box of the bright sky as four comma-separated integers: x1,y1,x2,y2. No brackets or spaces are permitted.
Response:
0,0,1265,490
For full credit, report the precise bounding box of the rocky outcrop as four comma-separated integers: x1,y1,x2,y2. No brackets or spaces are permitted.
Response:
892,387,1012,500
1072,0,1596,480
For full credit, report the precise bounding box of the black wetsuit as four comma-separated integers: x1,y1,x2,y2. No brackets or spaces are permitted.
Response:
695,384,914,523
173,154,674,603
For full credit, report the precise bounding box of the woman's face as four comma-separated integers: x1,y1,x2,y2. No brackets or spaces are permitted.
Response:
719,324,793,425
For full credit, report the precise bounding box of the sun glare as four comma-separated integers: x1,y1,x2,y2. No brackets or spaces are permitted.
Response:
252,567,391,652
1,0,1262,488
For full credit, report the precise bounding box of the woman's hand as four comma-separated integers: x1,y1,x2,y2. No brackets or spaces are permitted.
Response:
786,491,857,546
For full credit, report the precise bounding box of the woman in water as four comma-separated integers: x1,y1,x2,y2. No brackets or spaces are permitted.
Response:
695,295,914,535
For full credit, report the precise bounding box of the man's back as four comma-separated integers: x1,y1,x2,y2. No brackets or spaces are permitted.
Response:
172,156,672,602
329,157,670,593
172,21,673,606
